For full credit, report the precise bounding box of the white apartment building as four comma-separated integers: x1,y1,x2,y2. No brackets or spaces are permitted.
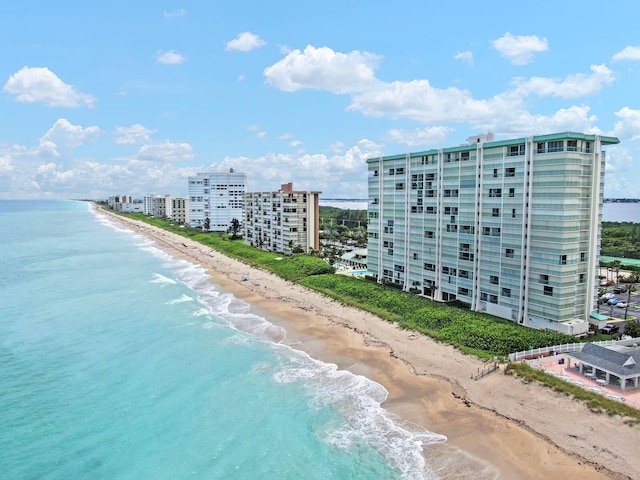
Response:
367,132,620,335
188,169,246,231
244,183,321,255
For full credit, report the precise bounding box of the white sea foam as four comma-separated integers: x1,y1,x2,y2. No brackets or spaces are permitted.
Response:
167,294,193,305
272,347,447,480
149,273,177,286
191,308,210,317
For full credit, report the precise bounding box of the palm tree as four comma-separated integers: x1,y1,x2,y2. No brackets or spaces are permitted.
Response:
229,217,241,239
624,272,639,319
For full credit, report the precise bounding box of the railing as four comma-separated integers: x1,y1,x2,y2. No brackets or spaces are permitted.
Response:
471,361,499,380
509,338,640,362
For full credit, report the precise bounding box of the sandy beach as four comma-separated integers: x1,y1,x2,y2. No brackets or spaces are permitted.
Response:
101,208,639,480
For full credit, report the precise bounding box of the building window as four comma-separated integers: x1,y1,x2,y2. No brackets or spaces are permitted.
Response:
413,252,419,260
459,270,470,279
461,151,470,161
480,292,488,301
491,227,501,236
458,287,470,296
424,263,435,271
580,252,586,262
394,265,404,272
512,209,516,218
505,167,516,177
547,141,564,153
388,249,394,255
483,227,491,236
396,167,404,174
395,183,405,190
540,274,549,284
509,188,515,197
389,168,395,175
492,208,500,217
567,140,577,152
509,144,525,156
493,168,498,178
585,141,592,153
536,142,546,154
560,255,567,265
579,273,585,283
544,286,554,296
425,230,434,238
505,248,514,258
489,188,502,198
446,224,458,233
489,295,498,304
502,287,511,297
490,275,499,285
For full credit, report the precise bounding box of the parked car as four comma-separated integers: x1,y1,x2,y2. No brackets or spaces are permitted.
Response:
601,324,620,334
601,293,615,300
608,298,620,305
616,302,628,308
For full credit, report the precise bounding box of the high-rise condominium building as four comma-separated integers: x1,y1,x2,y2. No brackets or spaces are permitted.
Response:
367,132,620,335
244,183,321,255
187,169,246,231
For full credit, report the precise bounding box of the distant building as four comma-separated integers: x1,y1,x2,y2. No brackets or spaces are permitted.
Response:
367,132,620,335
107,195,138,212
188,169,246,231
244,182,321,255
143,194,159,216
171,197,189,225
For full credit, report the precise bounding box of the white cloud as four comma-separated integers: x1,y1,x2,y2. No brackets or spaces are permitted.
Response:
454,51,473,65
0,155,14,173
611,107,640,142
264,45,381,94
3,66,96,107
327,141,345,153
163,9,187,18
492,33,548,65
215,139,382,198
225,32,266,52
612,46,640,62
114,124,156,145
289,140,302,147
512,64,615,99
135,140,196,162
155,50,187,64
385,126,451,146
40,118,101,152
256,131,267,139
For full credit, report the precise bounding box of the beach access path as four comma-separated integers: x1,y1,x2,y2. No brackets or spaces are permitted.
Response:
101,208,639,480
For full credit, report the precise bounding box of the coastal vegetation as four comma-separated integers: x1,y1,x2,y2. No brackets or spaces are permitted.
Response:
601,222,640,260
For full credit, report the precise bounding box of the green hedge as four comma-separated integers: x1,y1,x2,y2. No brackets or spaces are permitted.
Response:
300,274,573,356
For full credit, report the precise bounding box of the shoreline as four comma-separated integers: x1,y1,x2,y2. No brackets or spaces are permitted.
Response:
99,208,639,480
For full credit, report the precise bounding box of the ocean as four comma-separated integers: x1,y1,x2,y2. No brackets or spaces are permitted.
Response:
0,200,458,480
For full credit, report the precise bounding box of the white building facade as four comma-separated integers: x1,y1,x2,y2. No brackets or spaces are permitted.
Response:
188,169,246,231
367,132,620,335
244,183,320,255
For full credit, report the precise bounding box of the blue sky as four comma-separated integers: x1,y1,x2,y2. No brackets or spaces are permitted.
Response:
2,1,640,200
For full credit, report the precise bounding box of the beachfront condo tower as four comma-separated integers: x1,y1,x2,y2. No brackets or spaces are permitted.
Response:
244,182,321,255
366,132,620,335
188,169,247,231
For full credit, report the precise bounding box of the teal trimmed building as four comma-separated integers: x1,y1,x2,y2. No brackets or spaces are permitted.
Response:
366,132,620,335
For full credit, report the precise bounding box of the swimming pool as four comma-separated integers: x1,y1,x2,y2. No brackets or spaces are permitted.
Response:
351,270,369,276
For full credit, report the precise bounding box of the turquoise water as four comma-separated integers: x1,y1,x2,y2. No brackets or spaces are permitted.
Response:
0,200,456,480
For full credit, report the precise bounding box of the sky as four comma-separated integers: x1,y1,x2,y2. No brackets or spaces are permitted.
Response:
2,1,640,200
